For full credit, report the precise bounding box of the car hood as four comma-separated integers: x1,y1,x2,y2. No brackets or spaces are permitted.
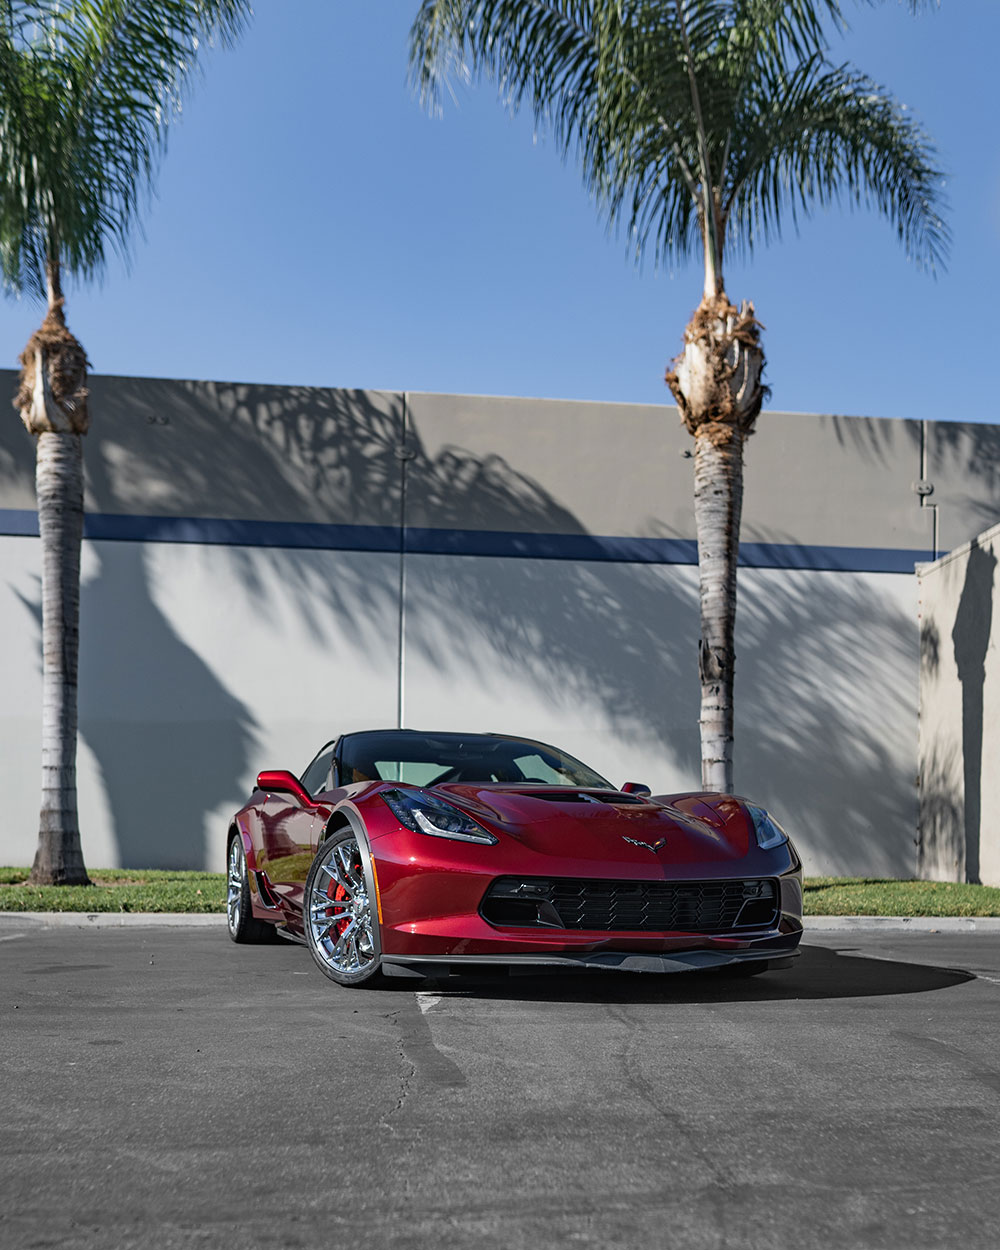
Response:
431,784,752,865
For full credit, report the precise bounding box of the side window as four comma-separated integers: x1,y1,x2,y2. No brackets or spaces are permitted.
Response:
301,743,336,797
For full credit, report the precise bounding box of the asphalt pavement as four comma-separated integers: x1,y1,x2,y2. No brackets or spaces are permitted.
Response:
1,921,999,1250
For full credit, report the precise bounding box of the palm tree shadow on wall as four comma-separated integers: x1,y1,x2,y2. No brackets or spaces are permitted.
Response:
917,614,964,878
735,560,920,876
921,422,1000,538
158,383,922,872
86,379,411,648
19,544,258,869
951,538,996,883
116,379,701,773
13,379,933,873
828,411,1000,542
183,383,704,778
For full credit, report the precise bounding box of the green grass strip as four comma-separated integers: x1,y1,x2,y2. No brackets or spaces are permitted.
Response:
0,867,225,913
2,868,1000,917
803,877,1000,917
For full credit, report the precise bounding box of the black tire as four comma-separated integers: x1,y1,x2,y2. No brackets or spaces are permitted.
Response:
303,829,384,987
226,834,278,944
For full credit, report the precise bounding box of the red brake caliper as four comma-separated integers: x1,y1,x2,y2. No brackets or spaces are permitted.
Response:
326,874,352,939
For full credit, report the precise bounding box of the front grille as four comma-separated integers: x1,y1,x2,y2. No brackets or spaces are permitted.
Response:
482,877,778,932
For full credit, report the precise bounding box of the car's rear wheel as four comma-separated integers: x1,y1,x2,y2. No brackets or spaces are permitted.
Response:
304,831,383,987
226,835,277,944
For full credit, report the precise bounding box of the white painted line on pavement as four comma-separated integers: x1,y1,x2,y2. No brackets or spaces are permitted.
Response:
417,993,442,1014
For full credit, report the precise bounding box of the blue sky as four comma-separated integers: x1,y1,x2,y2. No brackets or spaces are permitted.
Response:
1,0,996,422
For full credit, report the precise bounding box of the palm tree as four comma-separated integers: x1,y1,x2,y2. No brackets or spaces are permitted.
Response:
0,1,250,884
410,0,946,792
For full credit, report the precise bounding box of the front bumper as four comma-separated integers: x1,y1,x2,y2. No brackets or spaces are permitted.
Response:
370,821,804,975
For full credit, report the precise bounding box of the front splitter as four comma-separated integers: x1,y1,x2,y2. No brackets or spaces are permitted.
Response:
381,946,801,978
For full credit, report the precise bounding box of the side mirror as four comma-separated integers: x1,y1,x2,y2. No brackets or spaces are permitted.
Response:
621,781,652,796
256,769,315,807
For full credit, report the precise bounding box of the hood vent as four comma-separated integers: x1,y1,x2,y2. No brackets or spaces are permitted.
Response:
516,790,648,806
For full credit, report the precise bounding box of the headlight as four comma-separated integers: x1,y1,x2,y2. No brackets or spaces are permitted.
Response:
380,789,498,845
746,804,788,851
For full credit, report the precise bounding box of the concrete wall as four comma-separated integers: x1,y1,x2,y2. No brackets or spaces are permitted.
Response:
2,371,998,876
917,522,1000,886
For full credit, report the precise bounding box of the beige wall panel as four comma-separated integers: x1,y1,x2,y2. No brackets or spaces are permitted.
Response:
926,422,1000,554
2,377,987,563
0,536,399,873
742,412,931,552
401,555,918,877
405,391,693,538
917,523,1000,885
0,409,35,509
404,395,937,558
0,369,404,525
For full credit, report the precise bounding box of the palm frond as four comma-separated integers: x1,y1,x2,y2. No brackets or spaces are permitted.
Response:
724,55,948,269
409,0,948,283
411,1,606,149
0,1,250,298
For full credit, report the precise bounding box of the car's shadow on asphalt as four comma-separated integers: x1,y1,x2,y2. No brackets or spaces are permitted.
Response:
391,944,976,1005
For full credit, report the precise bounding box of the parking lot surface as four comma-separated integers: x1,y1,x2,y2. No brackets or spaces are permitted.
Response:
1,923,998,1250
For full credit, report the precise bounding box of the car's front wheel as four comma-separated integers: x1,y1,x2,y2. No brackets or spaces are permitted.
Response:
304,831,383,987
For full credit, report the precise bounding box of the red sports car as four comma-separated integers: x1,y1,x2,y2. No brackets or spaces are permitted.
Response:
226,729,803,987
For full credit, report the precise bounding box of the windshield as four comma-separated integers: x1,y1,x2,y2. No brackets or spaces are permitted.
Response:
338,730,612,789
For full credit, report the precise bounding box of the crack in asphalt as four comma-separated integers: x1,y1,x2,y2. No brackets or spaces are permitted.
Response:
381,1009,417,1125
381,997,467,1126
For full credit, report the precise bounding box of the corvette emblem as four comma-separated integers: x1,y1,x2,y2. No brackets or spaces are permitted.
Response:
622,836,668,853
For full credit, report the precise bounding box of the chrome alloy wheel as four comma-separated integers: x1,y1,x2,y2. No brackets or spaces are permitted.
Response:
227,837,244,936
306,837,377,976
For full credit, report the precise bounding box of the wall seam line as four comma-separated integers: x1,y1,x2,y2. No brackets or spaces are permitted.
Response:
396,393,408,730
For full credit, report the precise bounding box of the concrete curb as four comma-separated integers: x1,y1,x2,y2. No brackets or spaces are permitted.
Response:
806,915,1000,933
1,912,998,932
0,911,224,928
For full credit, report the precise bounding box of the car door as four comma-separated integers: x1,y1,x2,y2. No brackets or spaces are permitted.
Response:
256,785,314,921
267,742,340,917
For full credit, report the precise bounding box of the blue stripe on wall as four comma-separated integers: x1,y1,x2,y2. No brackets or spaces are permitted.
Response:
0,510,401,552
403,526,698,564
1,509,40,537
0,508,932,573
85,513,403,552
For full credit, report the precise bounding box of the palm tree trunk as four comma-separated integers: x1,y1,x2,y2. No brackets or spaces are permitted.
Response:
666,292,766,795
19,259,91,886
31,429,89,884
693,430,744,793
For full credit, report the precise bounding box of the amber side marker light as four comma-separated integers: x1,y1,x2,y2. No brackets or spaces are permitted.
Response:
369,856,384,924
